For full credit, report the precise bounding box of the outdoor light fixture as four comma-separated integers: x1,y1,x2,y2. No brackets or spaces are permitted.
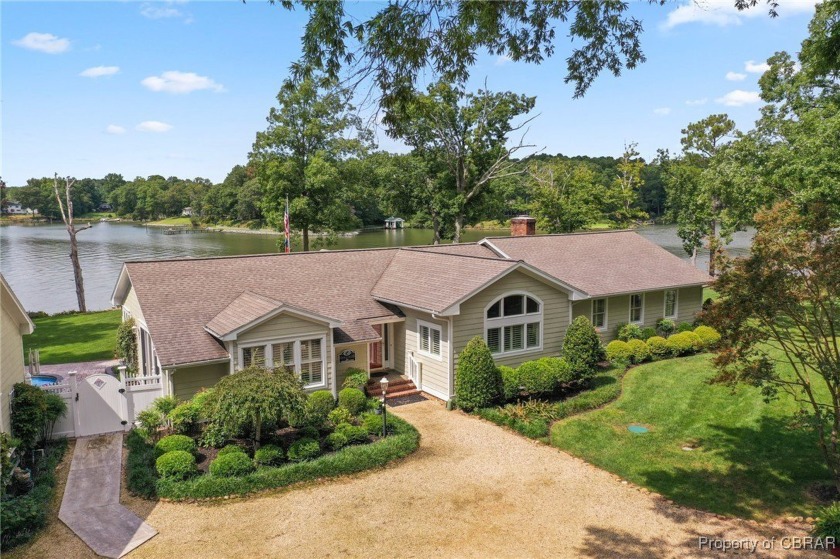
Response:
380,377,389,437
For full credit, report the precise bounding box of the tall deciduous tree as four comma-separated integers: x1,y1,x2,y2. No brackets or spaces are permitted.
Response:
251,77,371,251
52,173,90,312
706,202,840,491
527,160,602,233
387,81,536,243
606,142,647,228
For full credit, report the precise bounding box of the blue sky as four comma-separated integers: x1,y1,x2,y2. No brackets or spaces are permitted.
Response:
1,0,817,186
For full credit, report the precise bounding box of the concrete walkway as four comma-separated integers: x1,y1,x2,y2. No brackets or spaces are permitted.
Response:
58,434,156,558
40,359,120,382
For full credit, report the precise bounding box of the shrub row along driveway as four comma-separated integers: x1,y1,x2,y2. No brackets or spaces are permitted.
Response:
14,400,823,559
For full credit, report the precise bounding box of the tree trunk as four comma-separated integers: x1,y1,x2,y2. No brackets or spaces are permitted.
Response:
708,219,718,277
690,246,697,268
453,213,465,244
254,411,262,450
431,211,442,245
302,227,310,252
69,231,87,312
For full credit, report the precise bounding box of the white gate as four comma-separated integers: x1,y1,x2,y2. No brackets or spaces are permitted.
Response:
37,370,163,439
75,373,128,437
408,353,422,386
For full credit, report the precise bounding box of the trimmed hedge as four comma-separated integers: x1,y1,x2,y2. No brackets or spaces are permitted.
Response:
217,444,247,457
454,336,502,411
605,340,633,363
334,423,369,445
126,430,158,498
0,439,67,551
562,316,604,378
694,325,721,348
516,360,557,396
667,332,699,356
155,450,197,480
626,339,650,364
499,365,520,401
153,415,419,500
646,336,671,359
210,452,255,477
306,390,336,426
337,388,367,416
155,434,196,457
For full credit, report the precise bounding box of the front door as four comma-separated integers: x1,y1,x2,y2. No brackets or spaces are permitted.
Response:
370,324,383,370
369,324,392,371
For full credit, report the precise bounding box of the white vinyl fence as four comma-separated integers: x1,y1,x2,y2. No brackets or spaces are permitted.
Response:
39,369,162,439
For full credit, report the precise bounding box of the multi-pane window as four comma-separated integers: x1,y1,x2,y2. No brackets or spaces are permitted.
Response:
418,322,442,357
485,294,542,355
664,290,678,319
240,337,325,388
591,299,607,329
629,293,644,323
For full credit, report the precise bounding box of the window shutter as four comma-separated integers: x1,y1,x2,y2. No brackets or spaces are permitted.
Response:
431,328,441,355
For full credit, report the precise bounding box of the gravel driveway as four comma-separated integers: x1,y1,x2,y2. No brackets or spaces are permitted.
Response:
12,399,823,558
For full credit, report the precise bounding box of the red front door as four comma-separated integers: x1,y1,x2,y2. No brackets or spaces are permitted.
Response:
369,324,383,370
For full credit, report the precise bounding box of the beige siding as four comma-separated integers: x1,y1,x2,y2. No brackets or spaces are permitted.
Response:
237,312,327,344
233,313,335,393
172,362,228,401
392,322,405,374
453,270,571,370
402,308,450,400
572,286,705,342
1,305,27,433
122,285,146,326
335,343,368,388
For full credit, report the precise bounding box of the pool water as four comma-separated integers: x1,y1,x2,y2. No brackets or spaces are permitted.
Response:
30,375,59,386
627,425,649,434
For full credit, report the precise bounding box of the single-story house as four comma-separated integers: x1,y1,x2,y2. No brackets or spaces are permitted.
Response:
181,207,193,217
111,217,708,403
1,275,34,433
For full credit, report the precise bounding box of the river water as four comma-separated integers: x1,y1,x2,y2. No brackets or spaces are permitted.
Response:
0,222,753,314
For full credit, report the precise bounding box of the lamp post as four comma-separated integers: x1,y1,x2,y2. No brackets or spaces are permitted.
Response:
380,376,389,437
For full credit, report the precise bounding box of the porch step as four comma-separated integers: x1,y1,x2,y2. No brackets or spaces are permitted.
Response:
365,377,418,400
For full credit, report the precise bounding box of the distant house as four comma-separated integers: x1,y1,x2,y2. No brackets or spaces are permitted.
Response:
181,207,193,217
3,201,24,215
98,203,113,212
1,275,34,433
384,216,405,229
111,216,709,403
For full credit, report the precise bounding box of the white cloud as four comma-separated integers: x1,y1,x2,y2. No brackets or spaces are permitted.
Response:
106,125,126,135
744,60,770,74
140,2,193,23
141,71,224,94
661,1,815,30
725,71,746,81
80,65,120,78
495,54,512,66
715,89,761,107
685,98,708,106
653,107,672,116
136,121,173,133
11,32,70,54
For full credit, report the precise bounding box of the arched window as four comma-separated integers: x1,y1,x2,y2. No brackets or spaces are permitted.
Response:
484,293,543,355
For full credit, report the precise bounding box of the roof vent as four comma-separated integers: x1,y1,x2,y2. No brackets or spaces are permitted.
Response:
510,215,536,237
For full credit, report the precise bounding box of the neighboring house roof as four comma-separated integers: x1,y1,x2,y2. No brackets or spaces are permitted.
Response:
482,231,710,297
1,274,35,335
113,231,709,368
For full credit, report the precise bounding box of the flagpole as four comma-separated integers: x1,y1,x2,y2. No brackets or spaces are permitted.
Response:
284,195,291,254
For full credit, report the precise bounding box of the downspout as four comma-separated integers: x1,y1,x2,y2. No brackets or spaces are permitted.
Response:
448,316,454,401
330,329,338,399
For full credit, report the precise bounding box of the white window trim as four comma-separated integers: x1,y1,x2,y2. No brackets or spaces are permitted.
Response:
629,293,645,324
484,291,543,356
590,298,608,331
663,289,679,319
237,334,328,389
416,319,443,361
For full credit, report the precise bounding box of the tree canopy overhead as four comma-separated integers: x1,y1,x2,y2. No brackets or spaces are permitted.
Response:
269,0,780,106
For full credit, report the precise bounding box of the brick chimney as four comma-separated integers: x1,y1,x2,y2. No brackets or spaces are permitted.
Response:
510,215,536,237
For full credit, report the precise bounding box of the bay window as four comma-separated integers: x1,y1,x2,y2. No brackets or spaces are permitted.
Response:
485,293,542,355
238,336,326,388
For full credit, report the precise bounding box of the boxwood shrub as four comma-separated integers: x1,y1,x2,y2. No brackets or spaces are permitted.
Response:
327,406,353,427
216,444,247,457
210,451,255,477
561,316,604,378
337,388,367,416
626,339,650,363
694,325,721,349
334,423,369,445
254,444,284,467
646,336,671,359
498,365,520,401
454,336,503,411
605,340,633,363
287,438,321,462
168,401,200,435
360,412,384,436
155,434,196,457
152,415,419,500
155,450,197,480
326,432,349,450
306,390,336,426
666,332,699,356
516,360,556,396
617,323,643,342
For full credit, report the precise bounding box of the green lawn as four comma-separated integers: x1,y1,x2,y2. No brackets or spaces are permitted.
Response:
550,354,828,519
703,287,720,301
147,216,194,226
24,309,121,364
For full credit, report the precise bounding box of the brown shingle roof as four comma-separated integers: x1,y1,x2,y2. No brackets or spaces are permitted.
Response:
124,248,403,367
371,249,517,313
205,291,283,338
484,231,709,297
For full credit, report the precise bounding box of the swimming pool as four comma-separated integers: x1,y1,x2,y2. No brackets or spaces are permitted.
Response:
30,375,59,386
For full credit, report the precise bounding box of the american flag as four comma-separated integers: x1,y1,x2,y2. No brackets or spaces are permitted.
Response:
284,195,291,253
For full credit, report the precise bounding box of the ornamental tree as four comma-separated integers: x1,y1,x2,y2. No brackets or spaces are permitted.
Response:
705,202,840,491
204,366,307,449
